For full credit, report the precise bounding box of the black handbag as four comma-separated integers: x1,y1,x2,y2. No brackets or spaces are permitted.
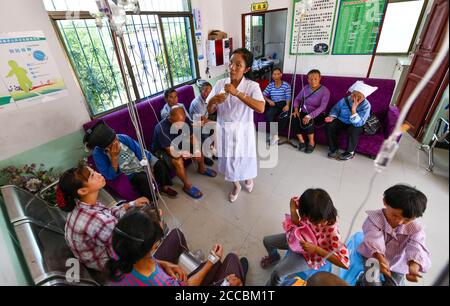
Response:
344,97,381,135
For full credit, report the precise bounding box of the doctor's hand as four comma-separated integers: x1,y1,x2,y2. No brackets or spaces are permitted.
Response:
210,93,227,105
224,84,238,96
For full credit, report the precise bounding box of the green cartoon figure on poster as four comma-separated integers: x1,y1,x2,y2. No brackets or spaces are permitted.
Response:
6,60,33,93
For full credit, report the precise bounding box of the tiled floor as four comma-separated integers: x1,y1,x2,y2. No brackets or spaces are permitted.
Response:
2,133,444,286
160,132,449,286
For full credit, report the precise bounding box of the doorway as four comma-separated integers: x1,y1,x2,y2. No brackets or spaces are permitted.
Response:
396,0,449,140
242,9,288,79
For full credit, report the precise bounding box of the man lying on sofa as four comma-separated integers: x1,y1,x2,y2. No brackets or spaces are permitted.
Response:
152,106,217,199
325,81,377,161
84,121,178,199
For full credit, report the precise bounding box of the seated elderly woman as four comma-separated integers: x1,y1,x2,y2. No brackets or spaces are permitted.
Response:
291,69,330,154
325,81,377,161
262,68,292,145
152,106,217,199
84,121,178,199
108,207,248,286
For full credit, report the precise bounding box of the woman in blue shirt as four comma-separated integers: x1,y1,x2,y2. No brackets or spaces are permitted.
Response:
84,121,178,199
325,81,376,160
263,68,292,145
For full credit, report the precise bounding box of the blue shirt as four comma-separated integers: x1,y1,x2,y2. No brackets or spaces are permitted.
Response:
92,134,158,181
329,97,371,127
189,95,208,119
263,81,292,103
151,118,193,152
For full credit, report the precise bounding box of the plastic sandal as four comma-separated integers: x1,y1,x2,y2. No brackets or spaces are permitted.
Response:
183,186,203,199
199,168,217,178
244,181,254,193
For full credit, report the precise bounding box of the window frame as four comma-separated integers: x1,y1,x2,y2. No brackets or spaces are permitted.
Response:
375,0,429,56
48,10,199,119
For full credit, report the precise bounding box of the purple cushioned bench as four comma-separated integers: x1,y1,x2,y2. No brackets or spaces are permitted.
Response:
254,74,400,158
83,85,196,201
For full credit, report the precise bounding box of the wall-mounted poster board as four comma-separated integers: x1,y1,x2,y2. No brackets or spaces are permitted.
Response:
332,0,387,55
290,0,338,55
0,31,67,108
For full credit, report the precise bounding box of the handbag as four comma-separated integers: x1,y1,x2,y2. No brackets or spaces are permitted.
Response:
284,215,318,255
344,97,381,135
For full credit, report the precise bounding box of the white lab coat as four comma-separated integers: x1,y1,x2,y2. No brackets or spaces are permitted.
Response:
206,77,265,182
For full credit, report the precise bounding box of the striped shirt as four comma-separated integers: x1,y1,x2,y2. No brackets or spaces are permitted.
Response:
111,260,186,286
263,81,292,103
358,210,431,275
65,201,127,271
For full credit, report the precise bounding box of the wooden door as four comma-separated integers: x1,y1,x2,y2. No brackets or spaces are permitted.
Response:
396,0,449,139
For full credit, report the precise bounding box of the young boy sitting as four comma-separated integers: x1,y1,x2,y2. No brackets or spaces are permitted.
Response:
357,184,431,286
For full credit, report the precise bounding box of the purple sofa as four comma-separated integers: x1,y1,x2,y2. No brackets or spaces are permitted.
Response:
83,85,196,201
255,74,400,158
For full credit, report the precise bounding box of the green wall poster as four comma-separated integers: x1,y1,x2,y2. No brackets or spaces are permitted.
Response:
290,0,338,55
332,0,387,55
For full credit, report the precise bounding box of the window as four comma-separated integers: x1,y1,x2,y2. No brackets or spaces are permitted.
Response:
44,0,197,117
56,19,128,115
376,0,427,54
43,0,190,12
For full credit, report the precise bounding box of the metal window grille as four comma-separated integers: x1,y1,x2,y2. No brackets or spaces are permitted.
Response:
46,1,197,117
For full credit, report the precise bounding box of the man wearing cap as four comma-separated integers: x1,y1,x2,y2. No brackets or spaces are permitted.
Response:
325,81,377,161
84,121,178,200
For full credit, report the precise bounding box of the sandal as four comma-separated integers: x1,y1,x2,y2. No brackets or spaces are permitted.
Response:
183,186,203,199
244,181,254,193
198,168,217,178
260,254,281,269
229,185,241,203
161,187,178,199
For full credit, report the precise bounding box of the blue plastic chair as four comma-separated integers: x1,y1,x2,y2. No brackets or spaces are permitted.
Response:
282,232,365,286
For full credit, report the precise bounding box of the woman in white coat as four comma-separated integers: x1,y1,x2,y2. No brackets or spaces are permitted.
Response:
207,48,265,203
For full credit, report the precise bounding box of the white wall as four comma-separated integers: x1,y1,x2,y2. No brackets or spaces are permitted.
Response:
191,0,228,80
221,0,432,80
0,0,90,161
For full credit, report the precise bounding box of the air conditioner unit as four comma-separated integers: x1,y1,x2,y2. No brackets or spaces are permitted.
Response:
207,38,233,67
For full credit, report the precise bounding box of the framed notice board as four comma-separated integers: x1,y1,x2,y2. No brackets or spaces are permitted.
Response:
290,0,338,55
332,0,387,55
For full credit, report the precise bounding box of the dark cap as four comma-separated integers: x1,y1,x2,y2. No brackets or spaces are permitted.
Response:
83,121,116,150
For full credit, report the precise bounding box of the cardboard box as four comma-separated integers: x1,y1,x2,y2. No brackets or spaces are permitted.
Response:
208,30,228,40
